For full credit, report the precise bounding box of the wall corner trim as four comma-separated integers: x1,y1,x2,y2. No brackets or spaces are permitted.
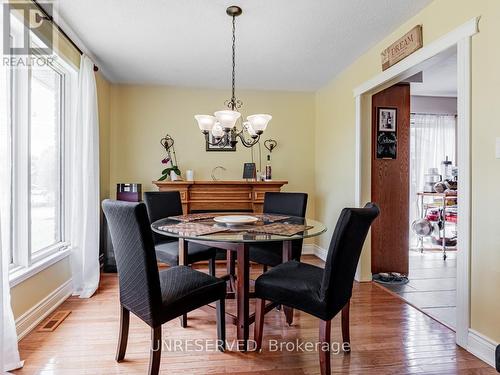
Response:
467,329,498,368
302,244,327,261
15,278,73,341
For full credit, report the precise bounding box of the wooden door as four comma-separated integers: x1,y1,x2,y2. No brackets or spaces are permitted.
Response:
371,83,410,275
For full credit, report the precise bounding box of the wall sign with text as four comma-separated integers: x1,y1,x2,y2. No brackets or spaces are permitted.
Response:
381,25,423,71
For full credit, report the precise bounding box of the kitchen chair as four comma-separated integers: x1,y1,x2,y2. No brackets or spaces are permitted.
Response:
143,191,217,276
249,192,308,268
102,200,226,375
243,192,308,325
253,203,379,375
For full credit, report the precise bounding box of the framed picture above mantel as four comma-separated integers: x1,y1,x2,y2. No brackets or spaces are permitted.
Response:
206,132,236,151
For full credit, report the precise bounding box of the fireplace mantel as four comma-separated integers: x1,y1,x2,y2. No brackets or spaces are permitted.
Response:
152,180,288,214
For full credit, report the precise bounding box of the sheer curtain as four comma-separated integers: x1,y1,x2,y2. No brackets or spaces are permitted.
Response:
70,55,100,298
409,113,456,245
0,42,23,373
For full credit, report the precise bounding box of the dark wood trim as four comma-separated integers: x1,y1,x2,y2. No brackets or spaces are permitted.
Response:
371,83,410,275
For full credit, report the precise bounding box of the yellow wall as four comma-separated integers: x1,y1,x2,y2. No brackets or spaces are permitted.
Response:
10,258,72,320
315,0,500,342
108,85,316,218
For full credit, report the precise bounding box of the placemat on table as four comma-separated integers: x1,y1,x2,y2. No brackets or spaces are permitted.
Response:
253,214,290,223
168,213,216,222
158,223,228,236
246,223,313,236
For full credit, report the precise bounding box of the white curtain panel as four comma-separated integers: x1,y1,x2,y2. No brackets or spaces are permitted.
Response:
0,41,23,372
409,113,456,245
70,55,100,298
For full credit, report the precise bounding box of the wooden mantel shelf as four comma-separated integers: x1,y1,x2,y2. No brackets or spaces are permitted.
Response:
153,180,288,214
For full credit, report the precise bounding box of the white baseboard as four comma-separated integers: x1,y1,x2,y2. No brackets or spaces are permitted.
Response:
467,329,497,368
15,278,73,341
303,244,327,261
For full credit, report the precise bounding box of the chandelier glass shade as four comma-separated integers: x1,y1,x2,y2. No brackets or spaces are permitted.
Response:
194,6,271,149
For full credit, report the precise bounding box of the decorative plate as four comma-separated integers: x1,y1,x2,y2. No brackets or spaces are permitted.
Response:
213,215,259,226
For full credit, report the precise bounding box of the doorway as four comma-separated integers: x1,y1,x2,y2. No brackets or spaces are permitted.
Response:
353,17,477,348
373,48,459,330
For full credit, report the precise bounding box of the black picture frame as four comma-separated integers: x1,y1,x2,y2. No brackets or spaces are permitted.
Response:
376,107,398,159
206,133,236,152
378,107,397,132
242,163,256,179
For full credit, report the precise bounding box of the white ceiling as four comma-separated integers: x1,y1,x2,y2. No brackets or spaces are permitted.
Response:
411,52,458,97
54,0,432,91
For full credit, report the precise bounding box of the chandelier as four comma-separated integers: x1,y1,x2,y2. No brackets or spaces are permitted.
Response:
194,6,272,149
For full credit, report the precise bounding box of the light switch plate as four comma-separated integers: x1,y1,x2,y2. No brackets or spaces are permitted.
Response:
496,138,500,159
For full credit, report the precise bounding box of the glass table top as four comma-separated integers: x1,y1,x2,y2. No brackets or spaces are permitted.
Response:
151,213,327,243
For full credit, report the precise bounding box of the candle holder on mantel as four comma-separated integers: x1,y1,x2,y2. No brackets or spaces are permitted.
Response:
158,134,182,181
264,139,277,180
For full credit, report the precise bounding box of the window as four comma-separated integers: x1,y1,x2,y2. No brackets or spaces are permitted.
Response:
30,64,63,255
2,12,77,277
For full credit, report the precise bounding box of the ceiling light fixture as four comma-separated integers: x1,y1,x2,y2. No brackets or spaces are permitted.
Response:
194,6,272,149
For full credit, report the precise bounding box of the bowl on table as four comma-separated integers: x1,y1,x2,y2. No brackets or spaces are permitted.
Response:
213,215,259,227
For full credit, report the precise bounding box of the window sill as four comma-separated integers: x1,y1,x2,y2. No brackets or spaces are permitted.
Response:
9,248,72,288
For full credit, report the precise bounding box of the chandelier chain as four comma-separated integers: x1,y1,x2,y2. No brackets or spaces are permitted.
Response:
231,15,236,110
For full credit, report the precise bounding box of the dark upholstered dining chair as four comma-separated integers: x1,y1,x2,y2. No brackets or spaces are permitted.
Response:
143,191,218,276
253,203,379,375
102,200,226,375
249,192,308,268
244,192,308,325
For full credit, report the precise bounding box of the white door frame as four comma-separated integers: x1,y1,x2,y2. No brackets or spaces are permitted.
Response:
352,18,479,349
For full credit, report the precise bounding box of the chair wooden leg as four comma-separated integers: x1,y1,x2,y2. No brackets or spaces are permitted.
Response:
227,250,235,274
115,305,130,362
149,326,162,375
209,257,216,276
284,306,294,326
254,298,265,352
180,314,187,328
319,319,331,375
216,298,226,352
341,299,351,352
227,251,236,292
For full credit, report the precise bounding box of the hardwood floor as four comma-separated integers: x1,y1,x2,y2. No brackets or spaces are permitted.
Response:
14,256,494,374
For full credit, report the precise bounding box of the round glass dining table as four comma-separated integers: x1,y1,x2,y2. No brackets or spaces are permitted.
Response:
151,213,327,351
